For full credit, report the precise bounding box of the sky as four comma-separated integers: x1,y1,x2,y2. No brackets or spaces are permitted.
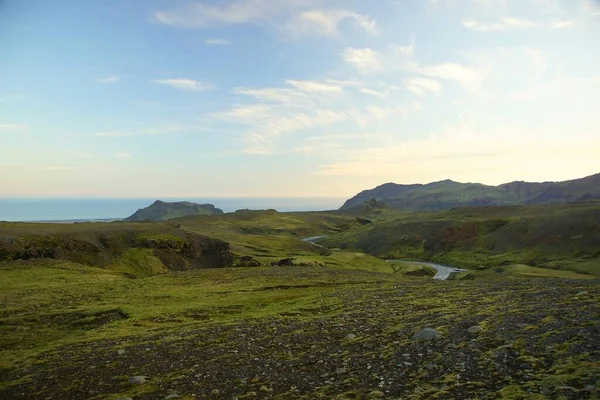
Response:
1,0,600,198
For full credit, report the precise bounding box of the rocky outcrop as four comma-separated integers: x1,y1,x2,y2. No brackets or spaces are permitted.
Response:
124,200,224,222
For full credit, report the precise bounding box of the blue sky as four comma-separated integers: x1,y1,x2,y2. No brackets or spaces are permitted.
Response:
1,0,599,197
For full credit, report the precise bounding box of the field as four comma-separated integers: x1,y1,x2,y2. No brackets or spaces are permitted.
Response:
1,205,599,398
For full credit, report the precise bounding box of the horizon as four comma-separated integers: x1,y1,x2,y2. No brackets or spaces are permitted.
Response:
2,0,600,197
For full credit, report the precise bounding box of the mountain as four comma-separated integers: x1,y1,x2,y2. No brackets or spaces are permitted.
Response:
340,173,600,211
123,200,224,222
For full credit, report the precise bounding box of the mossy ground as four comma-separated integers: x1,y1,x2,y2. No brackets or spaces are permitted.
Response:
1,260,598,399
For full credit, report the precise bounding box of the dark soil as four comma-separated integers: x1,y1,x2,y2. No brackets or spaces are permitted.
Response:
1,279,599,400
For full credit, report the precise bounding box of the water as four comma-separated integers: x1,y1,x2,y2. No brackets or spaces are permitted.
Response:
0,197,346,222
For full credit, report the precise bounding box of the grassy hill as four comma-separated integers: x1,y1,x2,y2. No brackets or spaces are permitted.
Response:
123,200,223,222
0,222,233,277
325,201,600,276
340,173,600,211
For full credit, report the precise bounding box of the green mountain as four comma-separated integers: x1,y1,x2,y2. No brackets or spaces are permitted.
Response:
340,173,600,211
123,200,224,222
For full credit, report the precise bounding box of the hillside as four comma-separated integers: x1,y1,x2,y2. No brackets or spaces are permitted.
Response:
123,200,223,221
340,173,600,211
0,222,233,277
323,201,600,275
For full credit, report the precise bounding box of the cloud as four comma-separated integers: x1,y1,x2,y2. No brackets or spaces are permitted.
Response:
93,124,197,138
286,80,344,92
416,63,486,91
0,122,27,133
153,78,214,91
360,88,387,98
343,47,381,74
114,152,131,158
98,76,121,83
44,166,79,171
462,17,573,31
155,0,378,38
204,38,232,45
505,75,600,102
404,78,443,97
286,10,378,37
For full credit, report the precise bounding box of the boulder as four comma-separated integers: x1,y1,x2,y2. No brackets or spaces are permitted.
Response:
412,328,441,341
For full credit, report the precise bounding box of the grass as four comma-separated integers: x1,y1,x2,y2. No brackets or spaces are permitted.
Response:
0,259,397,374
322,202,600,276
1,259,598,399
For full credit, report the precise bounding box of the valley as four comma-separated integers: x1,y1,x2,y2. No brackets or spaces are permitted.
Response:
0,200,599,399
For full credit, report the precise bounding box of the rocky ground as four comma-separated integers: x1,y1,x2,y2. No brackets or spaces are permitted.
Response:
1,278,599,400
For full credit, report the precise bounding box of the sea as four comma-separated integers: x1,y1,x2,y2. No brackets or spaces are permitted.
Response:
0,197,348,222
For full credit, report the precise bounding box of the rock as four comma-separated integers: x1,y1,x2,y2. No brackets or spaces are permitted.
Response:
557,386,579,392
575,291,589,296
425,363,436,370
344,333,357,341
403,362,412,366
211,389,221,396
237,256,262,267
129,375,147,385
369,390,386,398
467,326,483,335
581,385,596,392
117,349,126,355
116,397,133,400
411,328,441,341
165,394,180,399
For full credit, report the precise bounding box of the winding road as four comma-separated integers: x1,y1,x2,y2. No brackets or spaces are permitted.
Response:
385,260,465,280
302,235,464,281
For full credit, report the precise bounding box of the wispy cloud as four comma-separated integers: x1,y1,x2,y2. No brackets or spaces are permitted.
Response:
343,47,381,74
98,75,121,83
93,124,196,138
360,88,387,98
286,80,344,92
114,152,131,158
204,38,232,45
153,78,214,91
286,10,378,37
463,17,573,31
0,122,28,133
155,0,378,38
404,78,443,97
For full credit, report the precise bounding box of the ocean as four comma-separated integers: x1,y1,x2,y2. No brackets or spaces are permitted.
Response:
0,197,347,222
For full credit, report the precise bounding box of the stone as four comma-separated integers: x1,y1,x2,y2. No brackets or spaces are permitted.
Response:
467,326,483,335
369,390,386,398
581,385,596,392
116,397,133,400
165,394,180,399
411,328,441,341
557,386,578,392
211,389,221,396
425,363,436,370
344,333,357,341
576,291,589,296
129,375,147,385
117,349,126,355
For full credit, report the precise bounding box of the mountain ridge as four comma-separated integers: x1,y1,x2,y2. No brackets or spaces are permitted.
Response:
340,173,600,211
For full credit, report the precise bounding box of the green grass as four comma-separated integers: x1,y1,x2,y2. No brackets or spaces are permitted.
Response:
0,259,398,373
